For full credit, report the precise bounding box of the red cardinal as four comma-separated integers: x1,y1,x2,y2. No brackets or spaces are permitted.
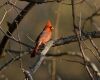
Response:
31,20,54,57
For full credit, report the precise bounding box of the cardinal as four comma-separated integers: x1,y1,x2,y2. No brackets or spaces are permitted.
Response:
31,20,54,57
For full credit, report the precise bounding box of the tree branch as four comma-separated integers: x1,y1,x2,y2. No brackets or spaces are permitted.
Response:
30,40,54,74
0,2,36,56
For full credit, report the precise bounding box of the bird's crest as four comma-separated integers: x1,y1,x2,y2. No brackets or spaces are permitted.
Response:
44,20,54,30
46,20,52,27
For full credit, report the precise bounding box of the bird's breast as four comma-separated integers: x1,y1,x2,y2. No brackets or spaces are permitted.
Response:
39,30,52,44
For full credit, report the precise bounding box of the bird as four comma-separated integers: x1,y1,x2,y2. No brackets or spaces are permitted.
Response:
31,20,54,57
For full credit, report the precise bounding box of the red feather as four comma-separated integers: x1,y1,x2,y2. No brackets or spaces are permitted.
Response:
31,20,54,57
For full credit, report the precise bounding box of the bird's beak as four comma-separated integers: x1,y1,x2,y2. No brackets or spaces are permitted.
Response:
51,26,54,30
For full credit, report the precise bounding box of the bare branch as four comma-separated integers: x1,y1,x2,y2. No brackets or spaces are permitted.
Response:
2,48,100,78
62,0,85,5
22,68,33,80
0,1,36,56
30,40,54,74
71,0,95,79
0,28,100,56
0,10,7,25
89,36,100,56
8,1,23,11
83,41,100,63
47,52,100,78
82,7,100,30
0,52,28,72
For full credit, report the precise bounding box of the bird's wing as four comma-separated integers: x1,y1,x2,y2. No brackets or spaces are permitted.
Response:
35,31,44,42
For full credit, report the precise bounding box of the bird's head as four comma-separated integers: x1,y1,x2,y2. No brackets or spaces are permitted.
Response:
45,20,54,30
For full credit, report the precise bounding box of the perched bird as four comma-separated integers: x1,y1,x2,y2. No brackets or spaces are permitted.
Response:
31,20,54,57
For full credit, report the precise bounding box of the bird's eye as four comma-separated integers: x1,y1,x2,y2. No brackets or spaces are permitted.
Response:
50,26,52,28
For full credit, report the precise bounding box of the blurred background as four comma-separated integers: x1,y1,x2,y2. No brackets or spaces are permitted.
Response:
0,0,100,80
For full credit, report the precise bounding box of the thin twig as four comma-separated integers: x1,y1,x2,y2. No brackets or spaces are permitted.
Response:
0,1,36,55
83,41,100,63
62,0,85,5
82,7,100,30
23,32,35,43
15,21,23,71
2,48,100,78
0,27,100,51
0,26,33,48
8,1,23,11
89,36,100,56
71,0,95,79
0,52,28,72
0,10,7,25
46,52,100,78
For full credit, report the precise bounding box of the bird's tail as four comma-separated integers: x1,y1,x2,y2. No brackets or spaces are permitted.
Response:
31,42,41,57
31,51,35,57
31,47,38,57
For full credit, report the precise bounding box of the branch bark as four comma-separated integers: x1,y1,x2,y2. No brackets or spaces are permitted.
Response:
30,40,54,74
